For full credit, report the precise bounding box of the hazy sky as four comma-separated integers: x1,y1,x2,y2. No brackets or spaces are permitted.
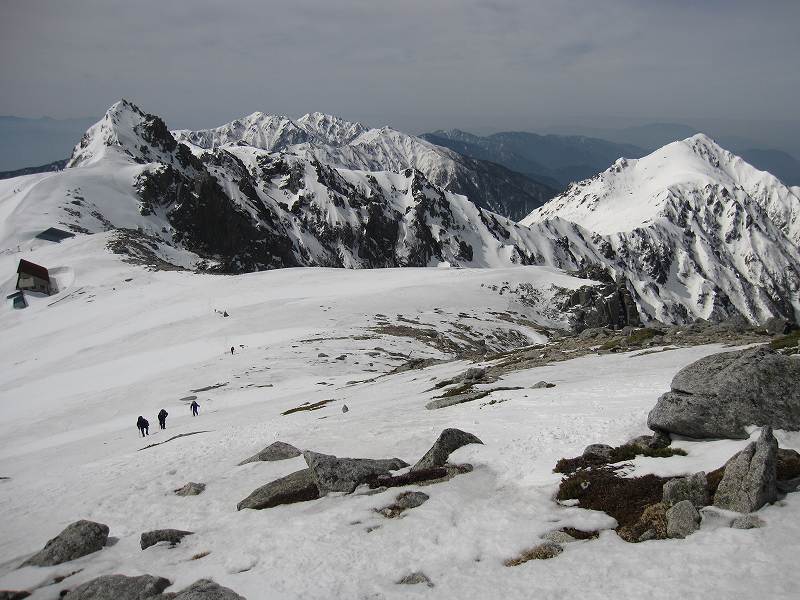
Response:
1,0,799,141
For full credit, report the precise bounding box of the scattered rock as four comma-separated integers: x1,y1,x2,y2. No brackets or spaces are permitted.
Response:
761,316,792,336
335,355,346,361
303,451,409,494
411,428,483,471
61,574,170,600
583,444,614,461
731,514,766,529
377,491,429,518
504,542,563,566
531,381,555,389
618,503,667,542
396,572,434,587
541,530,576,544
649,430,672,449
777,448,800,480
237,442,301,465
317,353,328,358
140,529,193,550
666,500,701,539
341,405,349,413
21,520,109,567
237,468,320,510
714,426,778,513
662,472,708,508
462,367,486,382
0,591,30,600
174,482,206,496
368,464,473,489
171,579,246,599
626,435,653,451
777,477,800,494
647,347,800,439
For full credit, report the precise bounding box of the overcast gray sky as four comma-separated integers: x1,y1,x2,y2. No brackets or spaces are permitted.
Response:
1,0,798,143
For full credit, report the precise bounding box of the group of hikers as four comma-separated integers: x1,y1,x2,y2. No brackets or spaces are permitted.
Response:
136,400,200,437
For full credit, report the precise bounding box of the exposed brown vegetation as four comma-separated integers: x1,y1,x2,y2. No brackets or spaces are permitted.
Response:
560,527,599,540
504,542,563,566
557,466,674,531
554,444,687,474
191,551,211,560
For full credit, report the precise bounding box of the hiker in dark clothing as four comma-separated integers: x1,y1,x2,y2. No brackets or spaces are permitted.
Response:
157,409,168,429
190,400,199,416
230,346,234,355
137,416,149,437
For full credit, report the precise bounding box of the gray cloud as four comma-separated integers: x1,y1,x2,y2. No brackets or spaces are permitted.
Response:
0,0,798,153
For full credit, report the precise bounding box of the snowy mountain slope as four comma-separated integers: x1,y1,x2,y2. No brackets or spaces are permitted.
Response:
1,238,799,598
3,100,799,326
173,112,556,219
0,100,599,276
520,135,800,324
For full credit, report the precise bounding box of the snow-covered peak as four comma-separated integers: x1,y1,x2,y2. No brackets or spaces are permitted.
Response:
296,112,367,146
521,134,800,243
68,98,169,167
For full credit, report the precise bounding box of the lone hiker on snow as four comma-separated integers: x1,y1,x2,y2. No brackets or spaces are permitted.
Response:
157,408,168,429
230,346,234,355
137,416,149,437
190,400,200,416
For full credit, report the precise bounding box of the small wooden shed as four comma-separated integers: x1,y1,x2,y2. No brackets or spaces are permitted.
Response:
16,259,53,295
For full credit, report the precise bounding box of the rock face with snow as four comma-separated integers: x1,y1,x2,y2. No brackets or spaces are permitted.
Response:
647,347,800,439
302,451,408,494
714,427,778,513
7,99,800,326
61,574,171,600
236,468,320,511
21,520,108,567
237,441,301,465
522,134,800,325
411,428,483,471
173,112,556,220
140,529,193,550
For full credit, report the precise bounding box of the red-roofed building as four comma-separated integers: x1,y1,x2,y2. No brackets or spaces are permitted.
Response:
16,259,53,295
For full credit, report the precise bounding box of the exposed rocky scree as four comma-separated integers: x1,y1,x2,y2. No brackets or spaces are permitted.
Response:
21,520,108,567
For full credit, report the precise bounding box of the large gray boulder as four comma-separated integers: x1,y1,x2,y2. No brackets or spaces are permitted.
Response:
648,347,800,439
237,441,301,466
140,529,193,550
62,574,170,600
714,426,778,513
303,451,408,494
172,579,246,599
237,468,320,510
665,500,701,539
21,520,109,567
411,428,483,471
663,472,708,508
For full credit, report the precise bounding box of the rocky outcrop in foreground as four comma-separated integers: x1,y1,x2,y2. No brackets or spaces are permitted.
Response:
61,575,245,599
237,441,301,465
648,346,800,438
21,520,109,567
714,427,778,513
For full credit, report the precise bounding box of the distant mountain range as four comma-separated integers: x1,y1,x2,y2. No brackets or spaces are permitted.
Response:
2,99,798,325
422,126,800,187
421,130,648,187
0,158,67,180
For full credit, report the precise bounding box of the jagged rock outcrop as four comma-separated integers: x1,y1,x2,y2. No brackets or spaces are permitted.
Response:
412,429,483,471
714,427,778,513
303,451,408,494
21,520,109,567
237,468,320,511
663,473,708,508
648,347,800,439
237,441,301,465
